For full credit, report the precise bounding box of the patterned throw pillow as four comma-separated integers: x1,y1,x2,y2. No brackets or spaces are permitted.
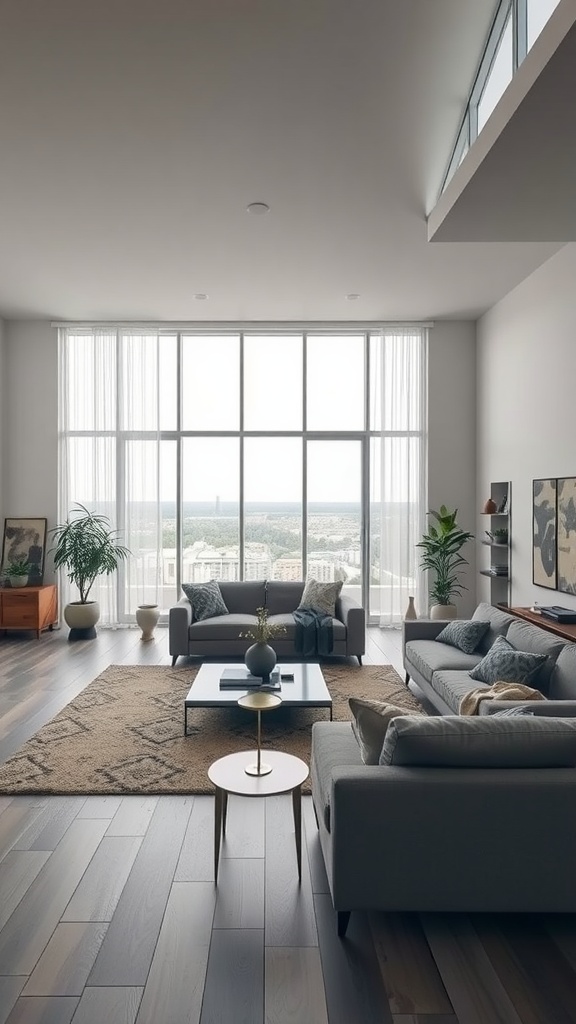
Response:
435,619,490,655
492,706,536,717
349,698,422,765
468,634,547,686
298,578,343,617
182,580,229,622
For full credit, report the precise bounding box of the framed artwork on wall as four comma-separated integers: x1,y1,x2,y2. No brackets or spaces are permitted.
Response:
557,477,576,595
532,478,557,589
1,517,47,585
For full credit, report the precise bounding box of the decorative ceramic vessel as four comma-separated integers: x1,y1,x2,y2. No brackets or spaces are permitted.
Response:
9,575,28,588
136,604,160,641
404,596,417,620
244,641,277,682
430,603,457,620
64,600,100,640
483,498,497,514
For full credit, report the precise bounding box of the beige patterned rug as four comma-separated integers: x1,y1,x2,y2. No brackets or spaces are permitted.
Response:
0,663,422,796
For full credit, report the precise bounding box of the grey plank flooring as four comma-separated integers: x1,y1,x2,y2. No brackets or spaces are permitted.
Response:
0,626,576,1023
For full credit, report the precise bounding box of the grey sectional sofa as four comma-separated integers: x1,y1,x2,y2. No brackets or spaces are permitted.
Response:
169,580,365,665
311,713,576,934
403,601,576,715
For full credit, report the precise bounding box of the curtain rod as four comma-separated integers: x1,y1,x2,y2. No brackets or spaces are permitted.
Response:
51,319,434,331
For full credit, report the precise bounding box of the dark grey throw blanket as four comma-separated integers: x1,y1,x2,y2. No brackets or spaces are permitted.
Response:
293,608,334,656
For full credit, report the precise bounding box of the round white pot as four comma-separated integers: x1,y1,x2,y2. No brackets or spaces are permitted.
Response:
9,576,28,588
430,603,457,620
136,604,160,641
64,601,100,639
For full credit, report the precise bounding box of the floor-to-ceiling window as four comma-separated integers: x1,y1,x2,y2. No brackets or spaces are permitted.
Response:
59,326,427,625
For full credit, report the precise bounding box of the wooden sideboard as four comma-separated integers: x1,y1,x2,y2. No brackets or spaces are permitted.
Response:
507,605,576,644
0,584,58,639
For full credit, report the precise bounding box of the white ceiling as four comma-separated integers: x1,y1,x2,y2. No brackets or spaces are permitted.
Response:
0,0,561,323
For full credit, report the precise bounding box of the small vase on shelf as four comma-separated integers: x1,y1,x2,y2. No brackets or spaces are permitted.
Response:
404,596,417,620
483,498,497,514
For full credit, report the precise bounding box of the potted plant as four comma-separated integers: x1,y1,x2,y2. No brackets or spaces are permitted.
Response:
4,558,30,588
416,505,474,620
485,527,508,545
239,606,287,680
50,504,130,639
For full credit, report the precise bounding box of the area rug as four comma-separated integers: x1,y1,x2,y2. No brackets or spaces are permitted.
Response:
0,663,423,796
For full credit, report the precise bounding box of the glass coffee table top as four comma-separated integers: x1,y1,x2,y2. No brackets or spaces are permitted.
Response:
184,661,332,709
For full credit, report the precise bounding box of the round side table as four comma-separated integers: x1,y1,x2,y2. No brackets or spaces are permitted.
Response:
208,750,309,882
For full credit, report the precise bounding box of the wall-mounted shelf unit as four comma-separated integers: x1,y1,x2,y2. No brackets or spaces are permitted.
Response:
480,481,511,607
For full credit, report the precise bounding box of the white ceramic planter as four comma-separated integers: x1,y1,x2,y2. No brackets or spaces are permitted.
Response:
136,604,160,641
64,601,100,639
430,603,457,620
9,576,28,588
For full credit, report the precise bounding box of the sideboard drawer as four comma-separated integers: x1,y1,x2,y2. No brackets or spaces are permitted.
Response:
2,604,38,627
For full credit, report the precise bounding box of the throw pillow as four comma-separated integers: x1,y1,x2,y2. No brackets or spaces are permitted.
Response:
181,580,229,622
348,698,421,765
492,706,536,717
298,578,343,617
435,619,490,655
468,634,547,686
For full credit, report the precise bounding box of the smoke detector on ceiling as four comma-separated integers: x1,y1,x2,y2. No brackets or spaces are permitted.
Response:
246,202,270,215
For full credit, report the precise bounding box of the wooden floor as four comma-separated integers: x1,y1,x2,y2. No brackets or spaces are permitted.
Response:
1,627,576,1023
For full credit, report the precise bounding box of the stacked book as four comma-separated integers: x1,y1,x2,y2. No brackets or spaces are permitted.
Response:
219,666,281,690
488,565,508,575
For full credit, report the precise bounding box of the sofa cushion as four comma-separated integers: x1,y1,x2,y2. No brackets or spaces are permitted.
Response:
349,699,422,765
298,578,343,616
379,714,576,768
311,721,362,832
266,581,305,616
435,619,490,654
549,643,576,700
188,612,259,641
182,580,228,621
506,619,566,693
218,581,266,614
405,640,482,683
469,635,547,686
430,670,489,714
472,602,515,653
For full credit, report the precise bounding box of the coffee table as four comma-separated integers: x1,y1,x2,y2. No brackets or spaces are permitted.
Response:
208,750,309,881
184,661,332,735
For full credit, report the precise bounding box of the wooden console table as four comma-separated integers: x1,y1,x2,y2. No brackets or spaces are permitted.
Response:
507,606,576,644
0,584,58,639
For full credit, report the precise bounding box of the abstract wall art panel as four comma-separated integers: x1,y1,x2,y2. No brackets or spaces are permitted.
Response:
557,477,576,595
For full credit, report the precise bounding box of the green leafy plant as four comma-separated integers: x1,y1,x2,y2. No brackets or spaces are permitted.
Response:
486,528,508,544
50,504,130,604
239,606,287,643
416,505,474,607
4,558,30,578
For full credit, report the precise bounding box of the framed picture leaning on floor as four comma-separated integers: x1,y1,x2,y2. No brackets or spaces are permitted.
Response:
1,517,47,585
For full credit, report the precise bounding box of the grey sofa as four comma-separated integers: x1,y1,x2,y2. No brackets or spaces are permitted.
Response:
169,580,365,665
403,601,576,716
311,713,576,935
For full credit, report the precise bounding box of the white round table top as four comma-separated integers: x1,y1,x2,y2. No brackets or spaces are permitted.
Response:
208,750,309,796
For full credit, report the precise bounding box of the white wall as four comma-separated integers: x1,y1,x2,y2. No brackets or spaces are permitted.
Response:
428,321,477,617
0,318,5,528
4,321,58,581
477,242,576,609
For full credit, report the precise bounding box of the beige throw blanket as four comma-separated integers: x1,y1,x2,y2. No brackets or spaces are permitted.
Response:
459,680,546,716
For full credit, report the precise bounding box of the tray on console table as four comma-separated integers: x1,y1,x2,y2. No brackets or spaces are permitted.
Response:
507,606,576,644
0,584,58,639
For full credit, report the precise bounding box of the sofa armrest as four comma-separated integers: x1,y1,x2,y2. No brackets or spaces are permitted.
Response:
479,699,576,717
336,595,365,656
403,619,450,659
169,597,192,656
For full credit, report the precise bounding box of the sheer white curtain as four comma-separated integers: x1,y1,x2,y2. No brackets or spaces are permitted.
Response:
58,329,161,625
370,328,428,626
